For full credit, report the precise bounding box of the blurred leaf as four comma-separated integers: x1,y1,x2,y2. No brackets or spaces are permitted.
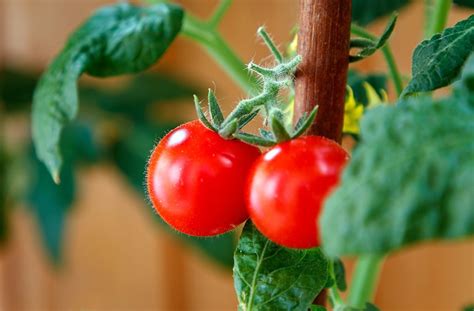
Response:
334,258,347,291
233,221,328,311
364,303,381,311
32,2,183,182
352,0,409,26
454,0,474,8
27,123,99,263
0,144,8,245
0,68,38,112
111,123,172,191
321,95,474,257
463,303,474,311
347,71,387,106
403,16,474,96
81,72,196,123
111,123,235,268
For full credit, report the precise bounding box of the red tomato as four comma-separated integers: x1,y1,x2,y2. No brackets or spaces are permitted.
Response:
247,136,349,248
147,120,261,236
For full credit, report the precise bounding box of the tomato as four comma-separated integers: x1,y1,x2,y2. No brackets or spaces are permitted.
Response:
247,136,349,248
147,120,261,236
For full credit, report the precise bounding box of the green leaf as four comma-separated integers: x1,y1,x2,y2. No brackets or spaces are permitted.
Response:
208,89,225,127
403,15,474,96
463,303,474,311
292,105,318,139
233,132,275,147
321,96,474,256
350,14,398,63
27,151,73,263
352,0,409,26
238,110,260,130
454,0,474,8
219,118,238,138
270,110,291,142
310,306,327,311
334,258,347,291
32,3,183,182
27,123,99,263
194,95,216,131
234,221,328,311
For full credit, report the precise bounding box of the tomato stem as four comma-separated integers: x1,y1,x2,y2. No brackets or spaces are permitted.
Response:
328,260,345,307
208,0,233,29
350,24,404,97
181,13,259,95
425,0,452,38
347,254,385,308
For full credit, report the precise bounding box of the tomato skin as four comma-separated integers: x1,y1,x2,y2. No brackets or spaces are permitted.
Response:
147,120,261,236
247,136,349,248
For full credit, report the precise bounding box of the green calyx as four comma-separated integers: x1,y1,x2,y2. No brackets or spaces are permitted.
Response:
194,26,318,146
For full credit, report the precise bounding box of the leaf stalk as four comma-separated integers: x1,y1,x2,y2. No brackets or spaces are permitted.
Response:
347,254,385,308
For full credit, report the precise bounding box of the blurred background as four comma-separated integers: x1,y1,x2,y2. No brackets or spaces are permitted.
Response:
0,0,473,310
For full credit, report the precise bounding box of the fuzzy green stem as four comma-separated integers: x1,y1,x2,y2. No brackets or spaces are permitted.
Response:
426,0,452,38
347,254,385,309
350,24,404,97
381,44,403,97
328,261,345,308
182,15,259,95
257,27,283,63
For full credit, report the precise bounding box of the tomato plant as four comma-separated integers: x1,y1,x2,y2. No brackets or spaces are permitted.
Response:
28,0,474,309
247,136,349,248
147,120,260,236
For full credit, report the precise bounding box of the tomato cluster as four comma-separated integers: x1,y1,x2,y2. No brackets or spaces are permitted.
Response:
147,120,349,248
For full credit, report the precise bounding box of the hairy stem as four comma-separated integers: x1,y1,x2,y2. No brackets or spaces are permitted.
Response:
347,254,385,308
181,14,259,95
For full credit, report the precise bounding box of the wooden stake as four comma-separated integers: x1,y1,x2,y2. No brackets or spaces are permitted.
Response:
295,0,351,306
294,0,352,143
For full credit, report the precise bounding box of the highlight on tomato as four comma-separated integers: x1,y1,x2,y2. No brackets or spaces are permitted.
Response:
146,120,261,236
246,136,349,249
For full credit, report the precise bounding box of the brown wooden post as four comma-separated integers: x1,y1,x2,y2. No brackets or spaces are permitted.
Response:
294,0,352,143
295,0,352,306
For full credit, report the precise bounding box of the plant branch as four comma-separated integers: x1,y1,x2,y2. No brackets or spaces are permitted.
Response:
328,261,345,308
347,254,385,309
145,0,258,94
209,0,233,28
350,24,404,97
426,0,452,38
181,14,259,95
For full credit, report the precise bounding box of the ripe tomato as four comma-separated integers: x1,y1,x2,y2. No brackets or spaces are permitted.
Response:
247,136,349,248
147,120,261,236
